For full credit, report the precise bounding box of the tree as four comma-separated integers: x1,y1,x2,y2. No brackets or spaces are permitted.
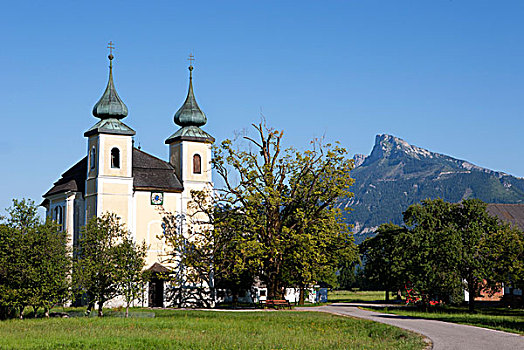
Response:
281,209,357,304
401,199,464,307
380,198,523,311
73,213,145,317
116,236,147,318
0,199,70,319
164,121,358,302
0,223,28,319
26,219,70,317
162,192,261,307
360,223,405,302
483,220,524,307
452,199,505,311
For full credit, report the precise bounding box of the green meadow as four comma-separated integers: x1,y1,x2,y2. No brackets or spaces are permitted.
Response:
0,309,426,350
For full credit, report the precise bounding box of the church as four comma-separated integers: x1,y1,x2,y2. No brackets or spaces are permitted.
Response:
41,48,214,307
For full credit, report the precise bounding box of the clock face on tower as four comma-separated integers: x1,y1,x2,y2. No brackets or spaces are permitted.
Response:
151,192,164,205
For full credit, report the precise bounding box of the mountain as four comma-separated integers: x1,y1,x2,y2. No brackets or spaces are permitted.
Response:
343,134,524,243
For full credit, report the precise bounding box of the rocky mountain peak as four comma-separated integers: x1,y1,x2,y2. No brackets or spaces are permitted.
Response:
365,134,435,164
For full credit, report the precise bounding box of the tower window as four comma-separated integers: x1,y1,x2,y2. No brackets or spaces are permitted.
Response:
193,154,201,174
111,148,120,169
90,147,96,170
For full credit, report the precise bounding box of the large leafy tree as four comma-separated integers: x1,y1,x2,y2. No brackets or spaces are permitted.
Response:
164,122,357,301
366,198,524,311
281,209,357,303
401,199,463,306
360,223,406,302
452,199,507,311
73,213,146,316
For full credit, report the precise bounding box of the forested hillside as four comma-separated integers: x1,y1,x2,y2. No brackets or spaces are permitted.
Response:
343,134,524,243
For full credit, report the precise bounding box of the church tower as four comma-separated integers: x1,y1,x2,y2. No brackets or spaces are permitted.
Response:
165,59,214,190
84,47,135,224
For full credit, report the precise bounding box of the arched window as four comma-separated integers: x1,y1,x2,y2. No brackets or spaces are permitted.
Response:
193,154,201,174
90,147,96,170
111,148,120,169
54,206,64,231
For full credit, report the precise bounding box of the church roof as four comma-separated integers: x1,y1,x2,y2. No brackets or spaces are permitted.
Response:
43,157,87,197
487,203,524,231
132,148,183,192
92,54,129,120
146,262,171,274
42,148,183,199
165,125,215,144
84,118,136,137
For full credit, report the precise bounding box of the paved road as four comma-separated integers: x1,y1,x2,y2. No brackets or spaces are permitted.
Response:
296,303,524,350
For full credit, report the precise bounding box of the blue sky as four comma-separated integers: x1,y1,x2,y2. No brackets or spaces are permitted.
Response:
1,1,523,215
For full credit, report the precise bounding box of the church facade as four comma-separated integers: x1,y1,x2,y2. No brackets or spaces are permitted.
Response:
41,51,214,307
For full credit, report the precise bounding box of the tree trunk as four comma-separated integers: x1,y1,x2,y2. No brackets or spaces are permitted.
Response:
98,301,104,317
125,305,129,318
385,289,390,303
232,291,239,307
19,306,24,320
86,300,95,316
44,308,50,318
33,306,38,318
468,278,476,313
298,287,305,305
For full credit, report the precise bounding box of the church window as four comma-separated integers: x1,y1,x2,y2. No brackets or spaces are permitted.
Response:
90,147,96,170
111,148,120,169
54,206,64,231
193,154,201,174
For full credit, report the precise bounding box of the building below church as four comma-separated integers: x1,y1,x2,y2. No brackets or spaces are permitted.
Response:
41,51,214,307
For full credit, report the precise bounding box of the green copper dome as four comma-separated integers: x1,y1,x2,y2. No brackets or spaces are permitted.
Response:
174,66,207,127
92,55,128,120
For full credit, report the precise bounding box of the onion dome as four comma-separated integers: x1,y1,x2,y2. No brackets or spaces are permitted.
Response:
92,53,128,119
174,65,207,127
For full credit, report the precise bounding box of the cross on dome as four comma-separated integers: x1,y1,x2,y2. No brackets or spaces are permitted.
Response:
107,41,115,61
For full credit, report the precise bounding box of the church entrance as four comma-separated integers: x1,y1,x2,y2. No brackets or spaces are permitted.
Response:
146,262,170,308
149,278,164,308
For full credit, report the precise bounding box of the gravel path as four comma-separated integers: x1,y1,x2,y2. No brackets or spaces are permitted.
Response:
296,303,524,350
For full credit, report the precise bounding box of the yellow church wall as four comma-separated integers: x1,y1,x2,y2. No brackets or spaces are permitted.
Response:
184,141,212,182
100,194,131,226
133,191,180,268
100,182,130,195
100,135,131,177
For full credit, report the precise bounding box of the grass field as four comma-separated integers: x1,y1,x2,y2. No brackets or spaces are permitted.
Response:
329,290,387,303
0,308,426,349
365,305,524,335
